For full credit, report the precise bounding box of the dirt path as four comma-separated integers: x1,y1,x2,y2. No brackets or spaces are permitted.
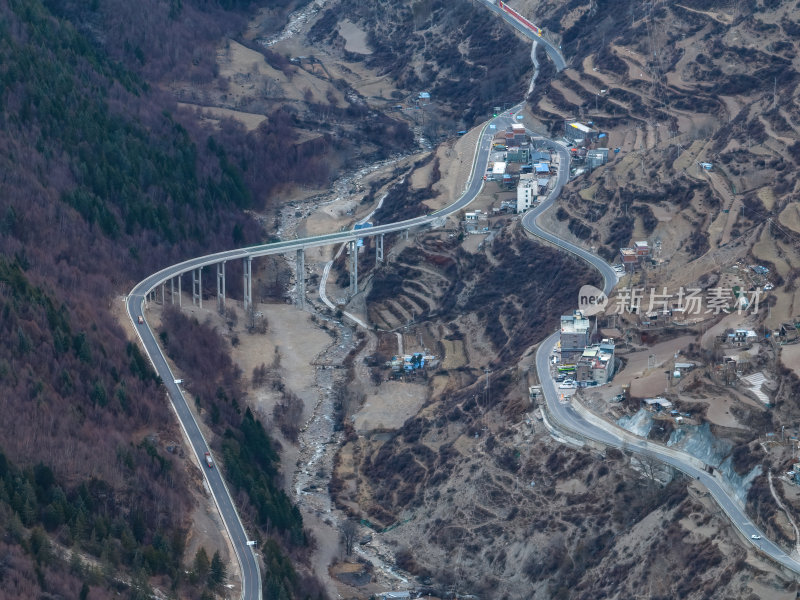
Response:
720,197,742,246
551,79,585,106
769,471,800,559
674,3,733,24
704,170,736,249
759,114,797,146
395,262,449,281
564,68,601,96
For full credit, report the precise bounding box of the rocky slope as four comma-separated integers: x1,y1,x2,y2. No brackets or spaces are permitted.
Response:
325,1,800,597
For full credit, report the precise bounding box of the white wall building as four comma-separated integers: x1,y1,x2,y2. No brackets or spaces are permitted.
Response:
516,173,537,213
560,310,591,361
491,161,507,181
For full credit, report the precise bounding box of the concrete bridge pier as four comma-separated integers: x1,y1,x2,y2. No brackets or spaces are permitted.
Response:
192,268,202,308
349,241,358,296
217,261,226,315
376,233,384,264
296,249,305,308
170,278,175,305
243,257,252,314
177,275,182,308
403,229,409,241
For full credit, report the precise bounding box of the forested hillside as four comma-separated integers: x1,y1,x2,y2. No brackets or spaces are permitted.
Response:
0,0,325,597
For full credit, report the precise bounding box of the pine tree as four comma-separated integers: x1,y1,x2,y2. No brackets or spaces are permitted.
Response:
208,550,226,587
193,547,210,582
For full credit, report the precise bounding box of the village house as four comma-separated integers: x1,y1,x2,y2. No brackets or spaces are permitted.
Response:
462,209,487,233
634,240,650,258
619,247,637,270
727,329,758,346
575,339,616,386
586,148,609,169
642,397,673,412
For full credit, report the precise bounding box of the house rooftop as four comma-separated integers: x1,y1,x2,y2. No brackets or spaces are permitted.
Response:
561,310,590,334
569,122,594,133
644,397,673,408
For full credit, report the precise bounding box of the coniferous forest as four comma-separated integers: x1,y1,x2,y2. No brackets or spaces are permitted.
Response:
0,0,328,597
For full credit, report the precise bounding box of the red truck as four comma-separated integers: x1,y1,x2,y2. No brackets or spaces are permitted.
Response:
204,452,213,468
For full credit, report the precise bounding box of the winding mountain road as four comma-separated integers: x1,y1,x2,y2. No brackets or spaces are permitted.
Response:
535,327,800,573
126,109,537,599
519,128,800,579
124,6,800,599
478,0,566,70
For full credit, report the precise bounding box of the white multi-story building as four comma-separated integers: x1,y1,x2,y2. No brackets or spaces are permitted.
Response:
560,310,591,362
516,173,537,213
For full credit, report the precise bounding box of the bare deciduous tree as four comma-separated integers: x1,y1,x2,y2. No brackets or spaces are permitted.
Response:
273,391,304,442
636,454,674,497
225,307,238,330
246,306,267,334
340,519,359,556
252,363,269,388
